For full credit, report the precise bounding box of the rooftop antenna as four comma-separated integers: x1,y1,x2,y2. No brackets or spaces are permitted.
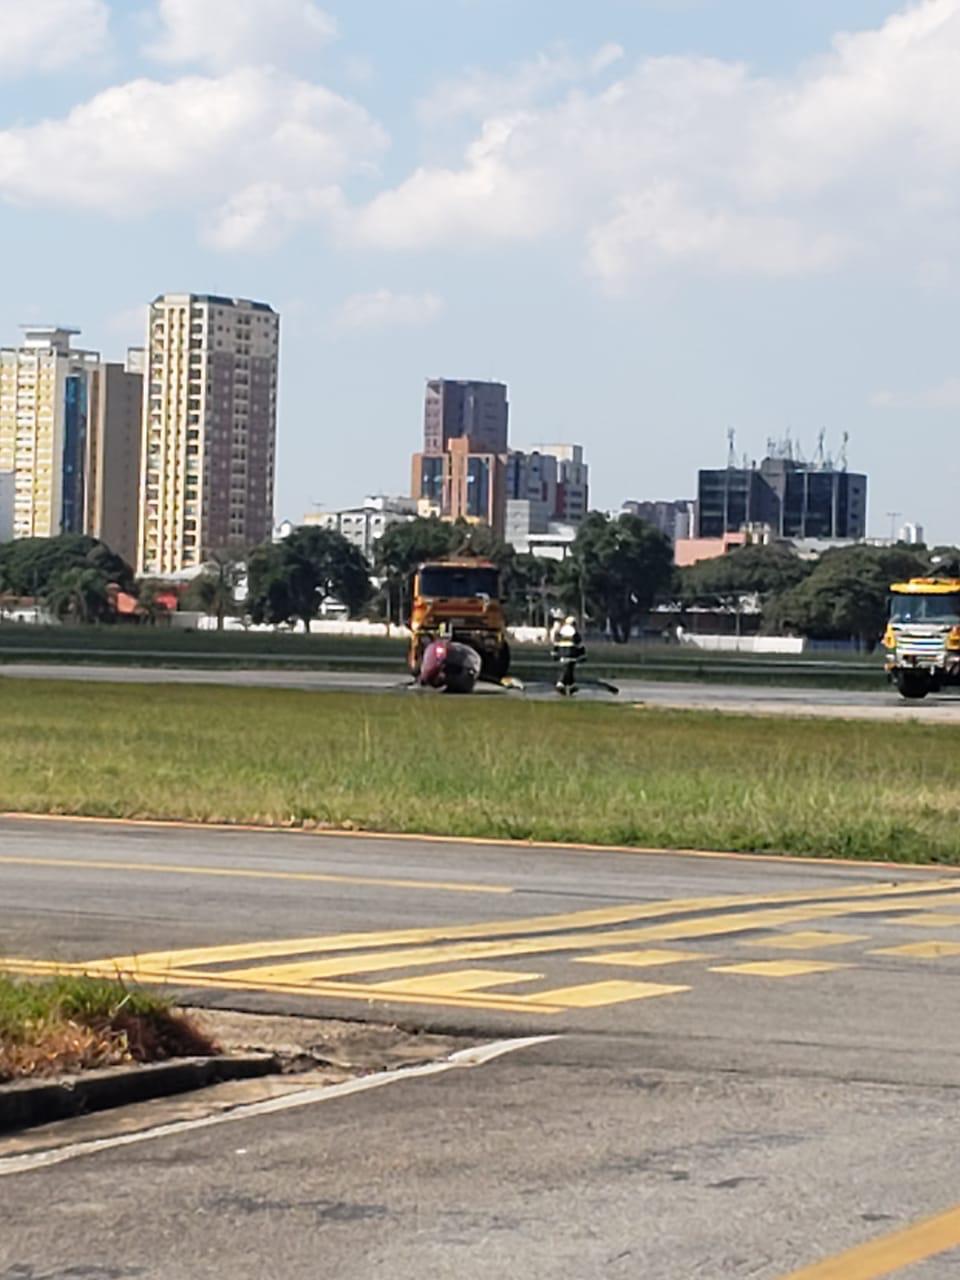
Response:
815,429,826,469
727,427,736,468
839,431,849,471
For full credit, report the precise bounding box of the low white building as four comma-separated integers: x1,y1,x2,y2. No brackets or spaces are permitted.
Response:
301,495,416,562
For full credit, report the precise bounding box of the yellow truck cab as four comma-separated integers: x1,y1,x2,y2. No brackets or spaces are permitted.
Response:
409,557,510,679
884,577,960,699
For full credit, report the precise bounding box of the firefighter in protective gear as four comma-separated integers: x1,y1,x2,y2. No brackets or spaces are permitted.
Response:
550,614,586,695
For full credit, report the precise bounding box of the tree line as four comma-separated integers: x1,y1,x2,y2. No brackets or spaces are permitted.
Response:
0,518,948,647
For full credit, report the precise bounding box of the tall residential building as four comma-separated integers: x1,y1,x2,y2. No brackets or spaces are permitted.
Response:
696,443,867,541
139,294,279,575
0,326,101,539
423,379,508,455
86,349,144,567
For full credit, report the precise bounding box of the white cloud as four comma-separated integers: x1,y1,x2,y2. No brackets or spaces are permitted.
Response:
0,69,386,251
334,290,445,333
418,43,623,125
0,0,108,76
871,377,960,409
146,0,337,71
351,0,960,284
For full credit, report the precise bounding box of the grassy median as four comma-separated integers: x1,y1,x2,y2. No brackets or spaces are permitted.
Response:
0,679,958,863
0,974,216,1081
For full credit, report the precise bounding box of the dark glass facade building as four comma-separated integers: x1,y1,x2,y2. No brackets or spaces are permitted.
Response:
696,458,867,540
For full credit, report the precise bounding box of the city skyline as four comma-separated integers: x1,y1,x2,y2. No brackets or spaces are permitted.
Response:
0,1,954,540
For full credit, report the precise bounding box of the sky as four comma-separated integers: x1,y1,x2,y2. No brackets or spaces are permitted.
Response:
0,0,958,541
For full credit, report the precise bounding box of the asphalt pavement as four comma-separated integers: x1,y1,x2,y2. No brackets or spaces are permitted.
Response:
4,659,959,719
2,816,960,1278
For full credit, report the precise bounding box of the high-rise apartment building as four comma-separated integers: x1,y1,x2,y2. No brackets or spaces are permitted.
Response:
0,469,13,541
0,327,101,539
139,294,279,575
86,350,144,567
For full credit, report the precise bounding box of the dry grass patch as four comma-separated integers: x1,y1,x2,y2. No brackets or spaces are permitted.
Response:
0,975,218,1082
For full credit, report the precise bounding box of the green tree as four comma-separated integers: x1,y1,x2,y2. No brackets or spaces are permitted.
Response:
566,512,674,642
1,535,134,597
44,566,112,624
180,554,242,631
135,579,173,626
246,528,372,628
283,527,372,618
767,544,929,650
679,543,810,607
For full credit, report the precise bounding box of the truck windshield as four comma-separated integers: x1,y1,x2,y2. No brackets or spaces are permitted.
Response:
889,593,960,623
419,566,500,598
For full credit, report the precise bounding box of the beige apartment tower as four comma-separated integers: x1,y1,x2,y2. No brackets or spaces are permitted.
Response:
0,326,141,553
138,294,279,576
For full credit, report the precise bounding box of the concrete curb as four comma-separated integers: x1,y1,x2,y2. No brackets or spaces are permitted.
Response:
0,1052,278,1134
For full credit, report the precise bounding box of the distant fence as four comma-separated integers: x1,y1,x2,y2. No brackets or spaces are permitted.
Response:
677,634,806,655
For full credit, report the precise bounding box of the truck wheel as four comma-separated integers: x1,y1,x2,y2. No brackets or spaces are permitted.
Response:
897,671,931,700
485,641,511,680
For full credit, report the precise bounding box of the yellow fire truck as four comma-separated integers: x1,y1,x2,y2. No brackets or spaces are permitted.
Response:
408,558,511,680
884,577,960,699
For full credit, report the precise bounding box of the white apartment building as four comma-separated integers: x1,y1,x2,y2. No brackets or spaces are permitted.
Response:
302,495,416,563
139,294,279,576
0,327,101,539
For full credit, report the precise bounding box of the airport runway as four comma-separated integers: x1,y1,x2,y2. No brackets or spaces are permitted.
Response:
1,658,956,719
3,816,960,1277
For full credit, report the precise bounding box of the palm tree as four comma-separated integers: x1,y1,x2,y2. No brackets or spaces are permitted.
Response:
184,552,241,630
44,567,111,625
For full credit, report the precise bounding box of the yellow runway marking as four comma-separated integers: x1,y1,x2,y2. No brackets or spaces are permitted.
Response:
517,979,688,1007
8,877,960,1015
69,880,944,975
210,888,960,985
367,969,541,995
711,959,849,978
895,912,960,928
742,931,865,951
778,1202,960,1279
576,948,708,968
870,940,960,959
0,854,510,897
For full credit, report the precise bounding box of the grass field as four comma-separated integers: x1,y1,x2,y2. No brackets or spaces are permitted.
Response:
0,679,957,863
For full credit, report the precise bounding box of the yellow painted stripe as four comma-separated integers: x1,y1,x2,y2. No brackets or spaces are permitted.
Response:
711,959,848,978
210,887,960,985
896,912,960,927
94,879,960,977
577,949,709,968
367,969,541,995
778,1203,960,1279
742,931,865,951
518,979,688,1007
0,959,563,1015
0,854,510,897
870,941,960,959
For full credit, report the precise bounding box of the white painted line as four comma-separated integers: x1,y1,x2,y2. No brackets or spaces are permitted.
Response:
0,1035,557,1177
